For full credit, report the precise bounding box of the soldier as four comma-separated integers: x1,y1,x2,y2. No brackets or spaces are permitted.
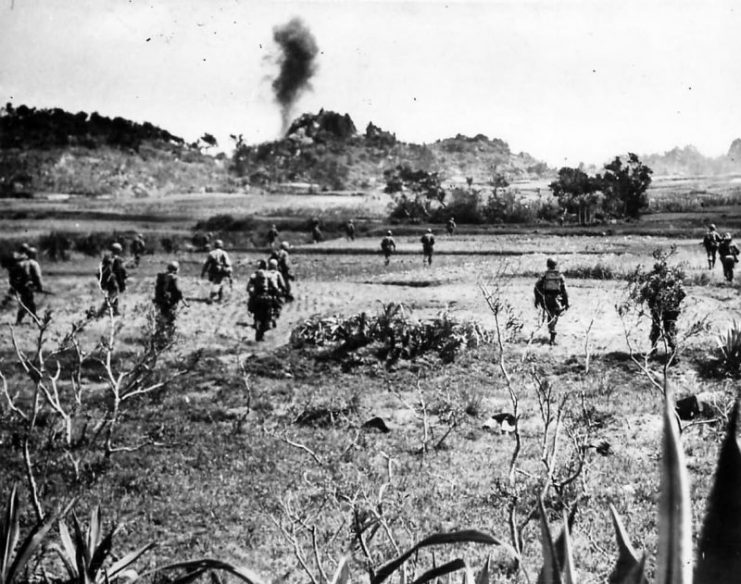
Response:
534,258,570,346
98,243,127,317
246,259,280,341
628,253,686,357
267,224,280,248
266,258,287,326
200,239,233,303
131,233,146,266
153,261,186,344
3,246,44,325
1,252,25,313
719,232,740,282
701,224,721,269
311,218,323,244
270,242,294,301
447,217,456,236
421,228,435,266
346,219,356,241
380,230,396,265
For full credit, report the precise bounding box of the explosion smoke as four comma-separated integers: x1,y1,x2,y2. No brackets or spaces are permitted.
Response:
271,17,319,135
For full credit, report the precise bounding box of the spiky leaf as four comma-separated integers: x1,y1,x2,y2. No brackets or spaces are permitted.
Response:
410,559,466,584
695,401,741,583
607,505,648,584
474,555,490,584
537,500,560,584
655,396,692,584
372,531,508,584
537,503,577,584
145,559,266,584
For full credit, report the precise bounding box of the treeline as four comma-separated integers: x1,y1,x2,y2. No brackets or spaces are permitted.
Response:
0,103,184,151
386,153,653,225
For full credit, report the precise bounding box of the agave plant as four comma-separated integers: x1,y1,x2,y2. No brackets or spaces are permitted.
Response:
712,320,741,377
55,505,154,584
1,485,74,584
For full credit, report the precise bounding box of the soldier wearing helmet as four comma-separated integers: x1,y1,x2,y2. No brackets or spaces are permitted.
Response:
718,232,740,282
380,230,396,265
131,233,146,266
201,239,233,303
270,243,294,301
346,219,356,241
97,242,127,316
534,258,570,346
701,224,721,269
420,228,435,266
267,224,280,248
246,259,281,341
153,260,186,345
2,244,45,325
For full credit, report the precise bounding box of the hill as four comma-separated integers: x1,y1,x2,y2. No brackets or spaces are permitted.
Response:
232,109,552,191
641,144,741,177
0,104,550,196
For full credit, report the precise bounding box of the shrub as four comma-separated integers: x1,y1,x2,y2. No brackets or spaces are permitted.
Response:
39,231,73,261
290,302,490,364
562,263,616,280
709,321,741,377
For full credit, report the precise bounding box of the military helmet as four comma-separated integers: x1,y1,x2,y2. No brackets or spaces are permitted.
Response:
281,241,290,250
167,261,179,273
725,232,732,240
546,258,557,269
257,259,267,269
427,228,432,233
213,239,224,249
111,243,123,253
27,247,38,259
710,224,716,230
386,230,392,236
268,258,279,269
20,243,31,253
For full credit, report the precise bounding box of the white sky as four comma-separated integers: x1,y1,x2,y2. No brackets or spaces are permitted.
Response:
1,0,740,166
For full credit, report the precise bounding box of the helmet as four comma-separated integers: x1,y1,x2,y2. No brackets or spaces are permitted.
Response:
386,230,392,236
27,247,38,259
137,233,144,239
111,243,123,253
268,258,278,269
427,228,432,233
710,224,716,230
20,243,31,253
213,239,224,249
546,258,557,269
257,259,267,269
281,241,290,250
725,233,732,240
167,261,179,273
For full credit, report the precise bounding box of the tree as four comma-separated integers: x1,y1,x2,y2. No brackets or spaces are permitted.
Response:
385,164,446,222
548,167,602,225
600,153,652,219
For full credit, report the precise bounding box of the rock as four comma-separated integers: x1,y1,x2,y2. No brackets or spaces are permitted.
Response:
676,391,727,420
363,416,390,433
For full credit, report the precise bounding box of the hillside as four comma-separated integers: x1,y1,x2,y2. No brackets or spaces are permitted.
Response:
641,144,741,177
232,109,552,191
0,104,548,196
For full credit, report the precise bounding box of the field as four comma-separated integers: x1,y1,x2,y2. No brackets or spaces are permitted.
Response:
1,204,740,584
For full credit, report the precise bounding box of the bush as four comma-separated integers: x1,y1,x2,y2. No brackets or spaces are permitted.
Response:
563,263,616,280
709,321,741,377
194,214,259,232
39,231,72,261
290,302,491,364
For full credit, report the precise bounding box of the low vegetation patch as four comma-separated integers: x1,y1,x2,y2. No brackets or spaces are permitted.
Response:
290,302,491,364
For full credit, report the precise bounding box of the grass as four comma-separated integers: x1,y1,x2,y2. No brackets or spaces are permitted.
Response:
0,222,738,581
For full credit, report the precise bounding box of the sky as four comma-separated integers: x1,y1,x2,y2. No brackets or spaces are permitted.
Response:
1,0,740,166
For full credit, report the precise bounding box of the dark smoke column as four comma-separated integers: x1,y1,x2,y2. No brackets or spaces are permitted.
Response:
272,17,319,135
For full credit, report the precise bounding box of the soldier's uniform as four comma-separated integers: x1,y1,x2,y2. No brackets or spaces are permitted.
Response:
447,218,456,236
266,259,287,326
534,259,569,345
719,234,740,282
267,225,280,247
421,230,435,265
131,234,146,266
346,220,356,241
154,261,184,345
98,244,127,317
270,243,294,301
201,240,232,302
246,260,280,341
381,232,396,265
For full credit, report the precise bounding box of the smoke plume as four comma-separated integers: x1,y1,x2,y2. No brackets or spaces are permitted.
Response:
271,17,319,135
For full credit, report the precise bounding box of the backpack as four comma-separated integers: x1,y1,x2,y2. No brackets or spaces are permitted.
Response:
542,270,562,293
381,237,393,251
704,233,719,249
251,270,268,296
155,272,174,307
